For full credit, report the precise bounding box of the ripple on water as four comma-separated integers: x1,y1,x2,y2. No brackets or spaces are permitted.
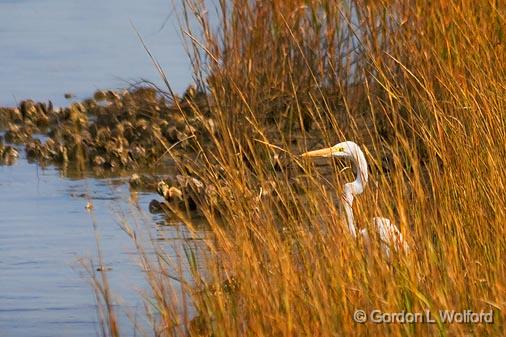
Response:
0,143,209,337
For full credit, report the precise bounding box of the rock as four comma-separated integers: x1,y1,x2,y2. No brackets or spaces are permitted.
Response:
4,123,32,143
93,155,106,166
129,174,159,191
1,85,212,170
0,144,19,165
0,107,22,124
26,139,46,159
157,178,199,211
93,90,107,101
148,199,165,213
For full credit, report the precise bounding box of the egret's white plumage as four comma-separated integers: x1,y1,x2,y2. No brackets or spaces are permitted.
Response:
302,141,409,256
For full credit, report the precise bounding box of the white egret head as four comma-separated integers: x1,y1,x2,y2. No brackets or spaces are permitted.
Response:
301,141,360,159
301,140,369,193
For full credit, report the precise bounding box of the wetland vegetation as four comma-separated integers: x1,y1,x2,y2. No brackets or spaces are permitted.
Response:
1,0,504,336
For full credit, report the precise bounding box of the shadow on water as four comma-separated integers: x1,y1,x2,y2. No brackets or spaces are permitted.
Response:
0,139,210,337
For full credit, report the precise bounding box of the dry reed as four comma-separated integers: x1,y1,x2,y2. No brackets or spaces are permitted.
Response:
95,1,505,336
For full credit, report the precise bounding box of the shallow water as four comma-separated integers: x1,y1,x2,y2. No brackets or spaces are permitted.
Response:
0,1,213,335
0,0,192,107
0,142,210,337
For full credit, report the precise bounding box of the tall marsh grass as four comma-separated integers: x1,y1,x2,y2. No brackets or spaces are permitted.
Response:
95,0,505,336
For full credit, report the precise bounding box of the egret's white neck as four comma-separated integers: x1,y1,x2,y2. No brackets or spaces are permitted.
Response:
341,145,369,238
346,145,369,196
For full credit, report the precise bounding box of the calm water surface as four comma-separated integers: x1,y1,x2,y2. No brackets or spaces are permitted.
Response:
0,141,209,337
0,0,192,107
0,1,211,335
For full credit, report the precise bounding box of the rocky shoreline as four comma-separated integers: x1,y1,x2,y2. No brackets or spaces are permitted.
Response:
0,86,213,168
0,86,217,213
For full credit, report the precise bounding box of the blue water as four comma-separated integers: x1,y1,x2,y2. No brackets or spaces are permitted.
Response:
0,1,212,335
0,142,209,336
0,0,192,107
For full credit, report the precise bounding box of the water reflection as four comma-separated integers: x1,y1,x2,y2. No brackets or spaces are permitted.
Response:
0,143,210,337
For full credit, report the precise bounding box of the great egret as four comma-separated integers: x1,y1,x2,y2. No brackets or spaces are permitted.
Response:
301,141,409,256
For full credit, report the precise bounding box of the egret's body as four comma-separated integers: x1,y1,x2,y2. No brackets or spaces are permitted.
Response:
302,141,409,256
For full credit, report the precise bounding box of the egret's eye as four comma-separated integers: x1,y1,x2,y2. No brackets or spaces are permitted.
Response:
335,146,345,152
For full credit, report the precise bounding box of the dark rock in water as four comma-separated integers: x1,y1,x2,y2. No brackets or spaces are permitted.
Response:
129,173,160,191
148,199,165,213
0,143,19,165
1,86,212,170
95,265,112,272
155,175,209,211
129,173,142,188
4,123,33,143
19,100,37,121
153,173,235,213
17,100,52,127
157,181,183,202
0,107,22,125
93,90,107,101
26,139,45,159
